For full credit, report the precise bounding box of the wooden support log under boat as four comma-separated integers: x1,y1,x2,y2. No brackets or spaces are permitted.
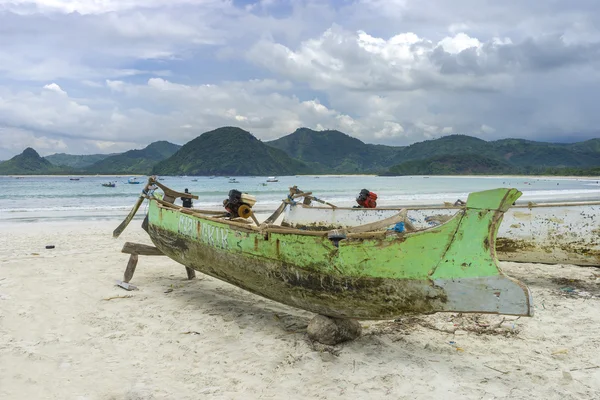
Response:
122,242,165,256
123,254,138,284
120,241,196,283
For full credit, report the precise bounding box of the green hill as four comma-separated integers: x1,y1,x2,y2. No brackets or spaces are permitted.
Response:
266,128,398,173
152,127,312,176
45,152,117,168
385,135,600,174
537,166,600,176
2,128,599,176
384,154,516,175
85,141,181,174
489,139,597,167
0,148,72,175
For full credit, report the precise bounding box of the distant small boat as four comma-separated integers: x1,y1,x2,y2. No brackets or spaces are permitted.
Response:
191,179,198,182
266,176,278,182
70,178,80,181
127,177,141,184
229,179,240,184
102,182,116,188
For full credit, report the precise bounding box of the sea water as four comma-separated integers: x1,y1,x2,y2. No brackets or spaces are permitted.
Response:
1,175,599,223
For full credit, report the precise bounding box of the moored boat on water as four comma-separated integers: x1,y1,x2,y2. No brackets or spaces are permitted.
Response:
114,178,533,324
102,182,116,187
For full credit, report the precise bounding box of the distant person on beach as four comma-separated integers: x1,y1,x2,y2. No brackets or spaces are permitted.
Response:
181,188,193,208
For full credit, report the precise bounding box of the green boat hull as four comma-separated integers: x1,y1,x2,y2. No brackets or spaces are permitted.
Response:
146,188,533,319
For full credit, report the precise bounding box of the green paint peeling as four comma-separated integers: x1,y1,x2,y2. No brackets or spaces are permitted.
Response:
150,188,518,281
144,187,533,318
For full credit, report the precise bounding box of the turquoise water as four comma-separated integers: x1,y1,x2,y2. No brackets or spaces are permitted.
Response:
1,175,599,223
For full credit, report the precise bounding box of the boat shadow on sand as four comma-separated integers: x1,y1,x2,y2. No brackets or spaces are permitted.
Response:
136,270,527,351
139,273,314,333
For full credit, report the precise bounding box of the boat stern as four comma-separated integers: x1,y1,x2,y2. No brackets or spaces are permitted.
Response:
428,187,534,317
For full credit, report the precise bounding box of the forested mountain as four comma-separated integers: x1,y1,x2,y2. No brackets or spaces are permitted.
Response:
85,141,181,174
45,153,116,168
0,148,72,175
153,127,311,176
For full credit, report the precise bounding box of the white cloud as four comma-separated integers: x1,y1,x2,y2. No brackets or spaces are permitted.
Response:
1,0,600,158
43,83,66,94
438,33,481,54
0,78,420,153
106,80,126,92
0,127,67,157
247,27,514,92
480,124,496,134
374,122,405,139
448,23,469,34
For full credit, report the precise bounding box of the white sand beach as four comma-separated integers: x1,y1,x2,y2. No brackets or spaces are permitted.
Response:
1,220,599,399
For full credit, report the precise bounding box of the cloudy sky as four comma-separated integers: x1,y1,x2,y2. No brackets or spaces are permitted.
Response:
0,0,599,159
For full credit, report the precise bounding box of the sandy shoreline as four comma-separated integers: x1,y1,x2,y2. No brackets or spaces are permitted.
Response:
1,220,599,399
2,174,599,180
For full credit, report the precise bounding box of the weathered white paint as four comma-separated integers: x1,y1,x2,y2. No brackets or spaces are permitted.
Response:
178,214,198,238
201,223,229,250
178,214,230,250
282,203,600,266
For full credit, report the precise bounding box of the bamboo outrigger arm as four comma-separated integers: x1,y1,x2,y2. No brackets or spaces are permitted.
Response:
113,176,200,238
152,178,198,203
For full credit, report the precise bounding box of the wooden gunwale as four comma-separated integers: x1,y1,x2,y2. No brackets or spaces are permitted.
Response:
300,200,600,211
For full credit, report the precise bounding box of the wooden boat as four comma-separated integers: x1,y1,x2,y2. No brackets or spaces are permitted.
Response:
114,178,533,320
282,194,600,267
